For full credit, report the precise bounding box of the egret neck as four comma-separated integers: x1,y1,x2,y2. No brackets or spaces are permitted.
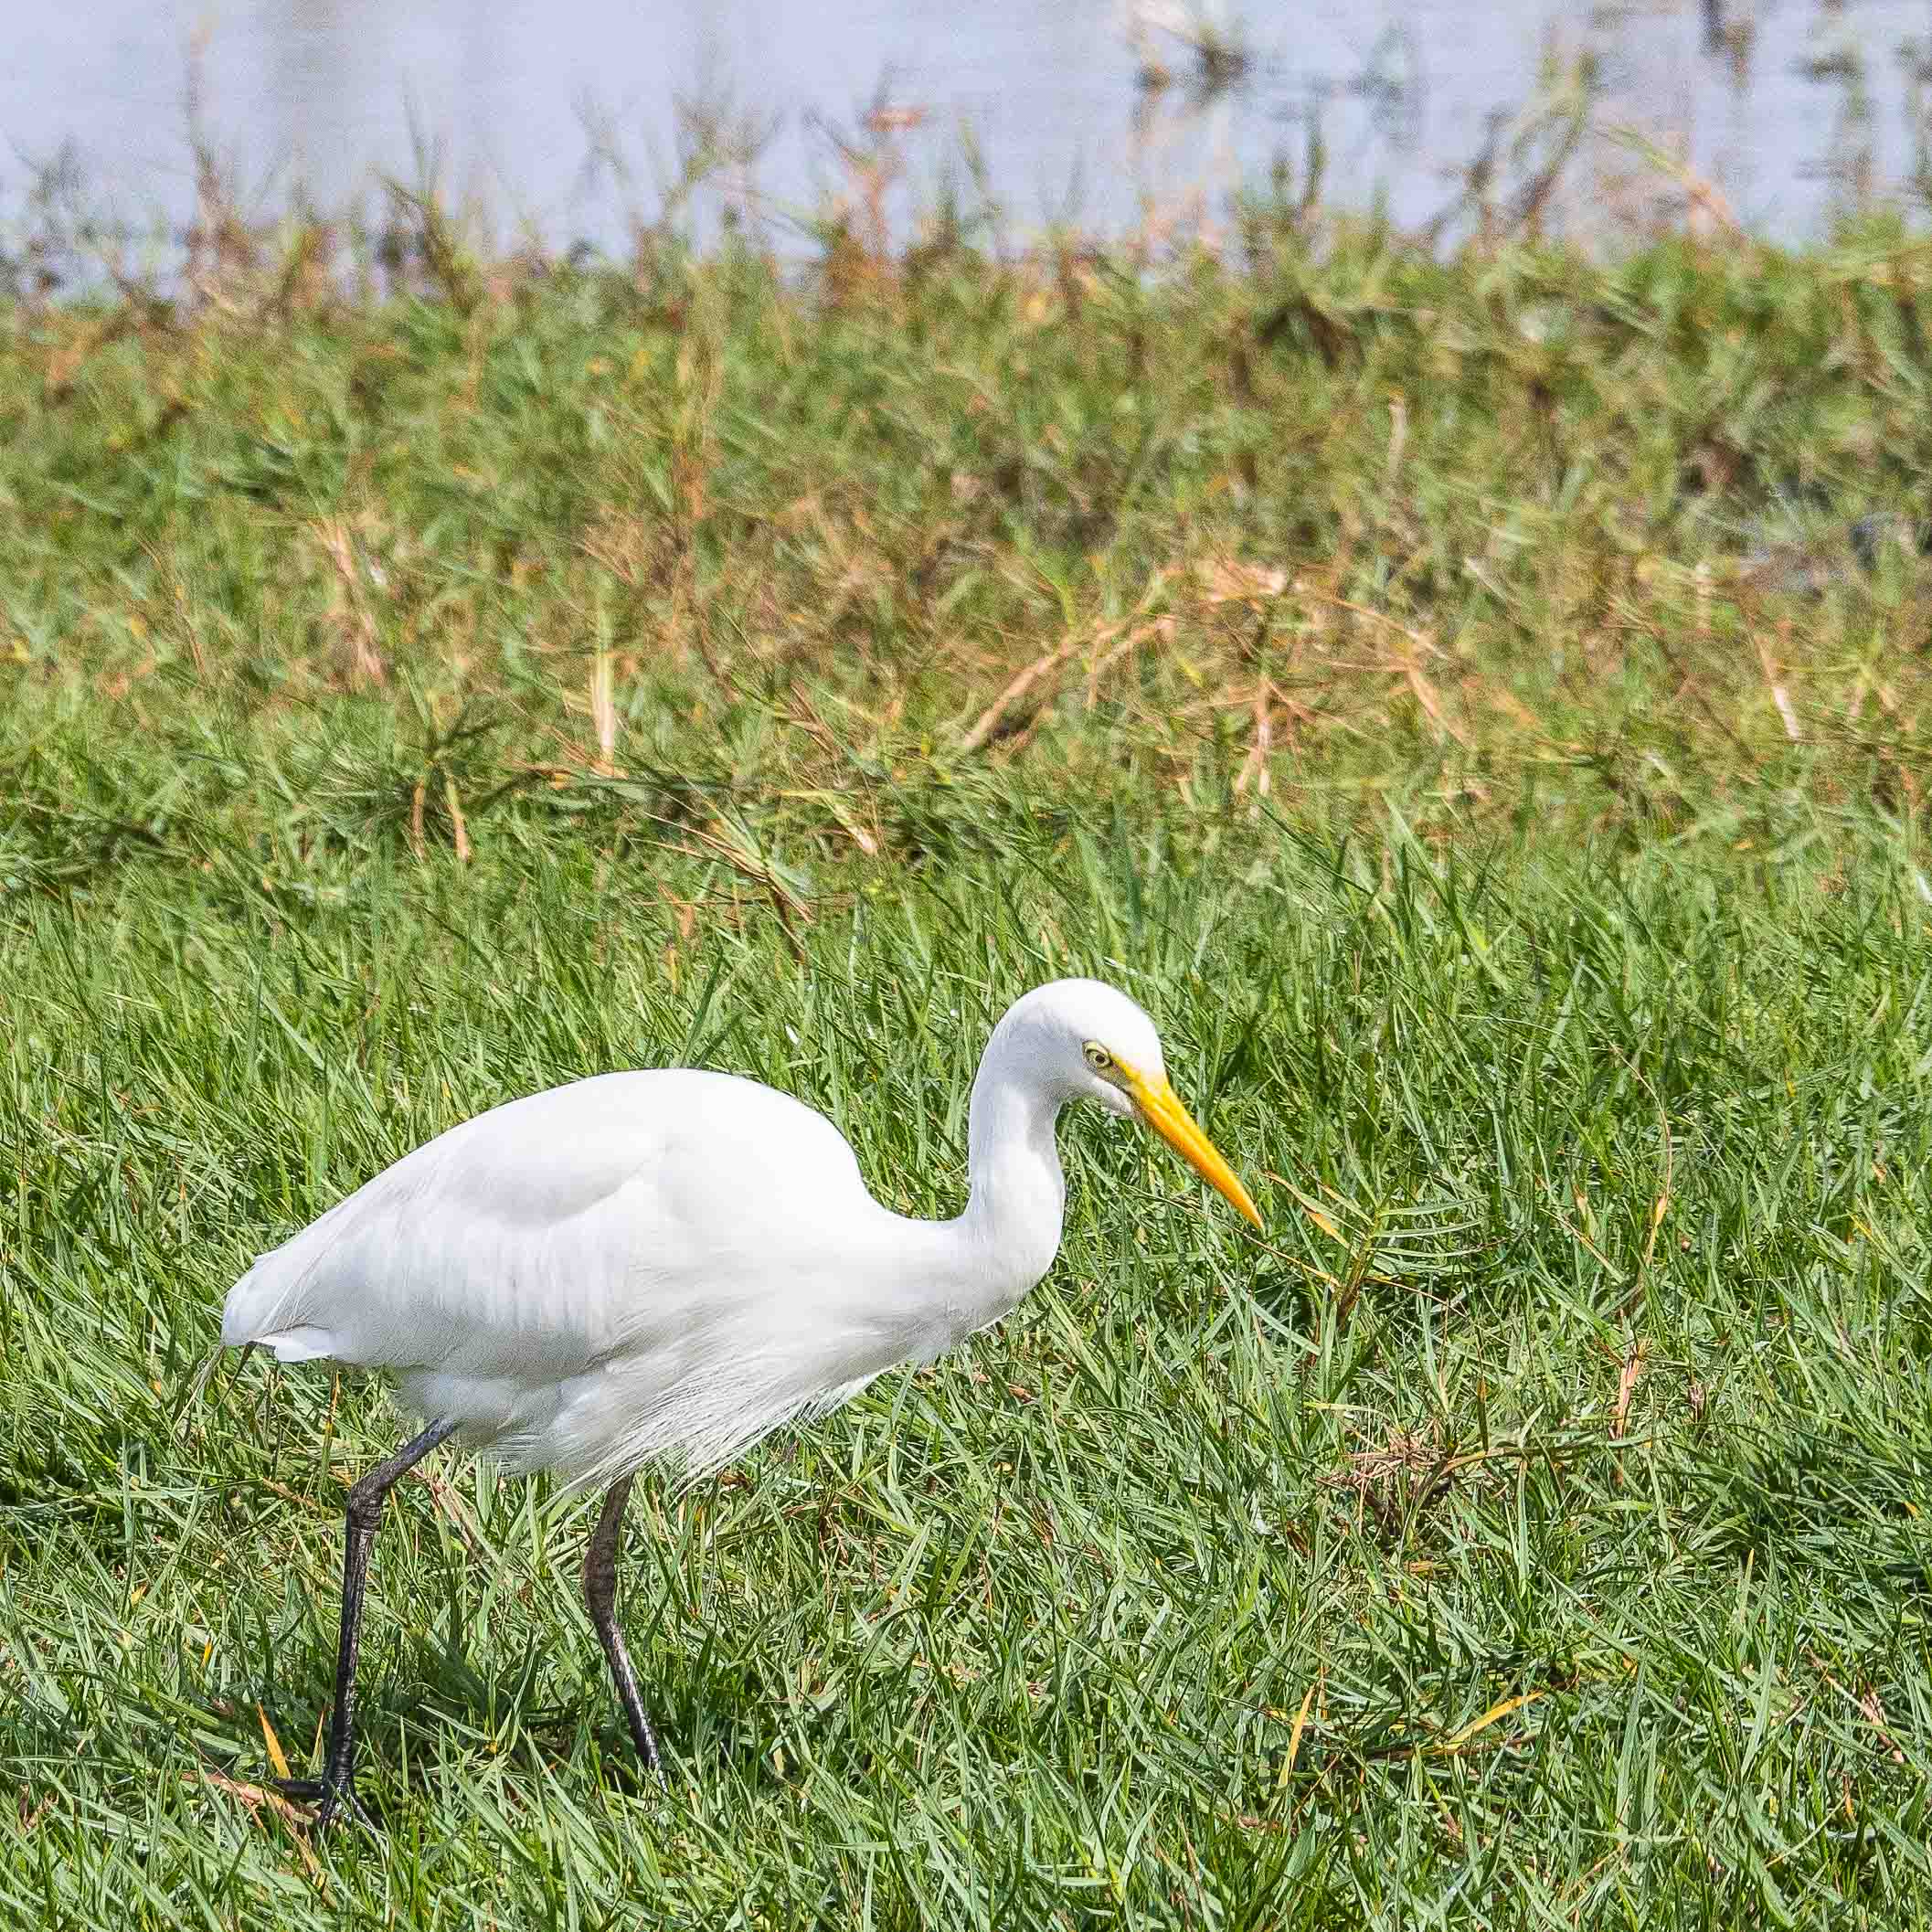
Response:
949,1027,1072,1324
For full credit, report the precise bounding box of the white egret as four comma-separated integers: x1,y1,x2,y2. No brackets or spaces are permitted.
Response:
222,977,1260,1824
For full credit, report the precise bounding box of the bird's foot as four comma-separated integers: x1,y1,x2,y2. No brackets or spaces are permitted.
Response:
274,1776,377,1832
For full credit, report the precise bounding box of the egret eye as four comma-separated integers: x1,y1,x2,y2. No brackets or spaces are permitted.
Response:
1083,1042,1114,1073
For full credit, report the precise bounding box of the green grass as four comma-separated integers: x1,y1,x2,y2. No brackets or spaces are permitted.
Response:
5,207,1932,1926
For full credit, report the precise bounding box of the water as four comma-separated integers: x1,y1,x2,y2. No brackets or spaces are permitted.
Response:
8,0,1932,256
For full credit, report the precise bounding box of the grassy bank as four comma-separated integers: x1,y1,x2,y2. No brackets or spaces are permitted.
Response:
4,216,1932,1926
6,206,1932,868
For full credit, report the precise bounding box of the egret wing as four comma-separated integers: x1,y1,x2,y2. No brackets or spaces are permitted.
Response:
221,1067,873,1381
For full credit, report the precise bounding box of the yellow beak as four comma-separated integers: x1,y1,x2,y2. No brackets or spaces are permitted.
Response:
1120,1065,1264,1230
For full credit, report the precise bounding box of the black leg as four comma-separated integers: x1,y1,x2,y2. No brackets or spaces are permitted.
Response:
279,1415,460,1830
582,1474,663,1774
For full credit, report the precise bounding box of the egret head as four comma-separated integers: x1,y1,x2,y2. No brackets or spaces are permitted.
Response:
1001,979,1263,1229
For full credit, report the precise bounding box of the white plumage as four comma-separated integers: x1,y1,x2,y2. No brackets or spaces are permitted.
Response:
226,1067,928,1486
222,977,1260,1820
224,978,1258,1482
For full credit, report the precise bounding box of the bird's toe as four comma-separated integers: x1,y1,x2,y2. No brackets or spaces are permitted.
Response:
275,1777,377,1832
